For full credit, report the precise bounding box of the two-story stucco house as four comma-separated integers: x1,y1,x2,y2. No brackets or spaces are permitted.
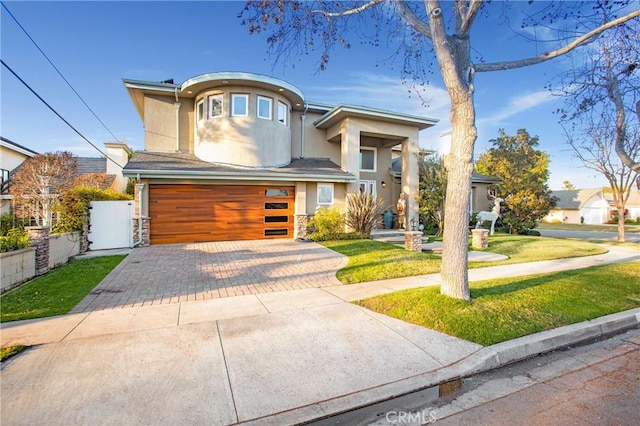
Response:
122,72,438,245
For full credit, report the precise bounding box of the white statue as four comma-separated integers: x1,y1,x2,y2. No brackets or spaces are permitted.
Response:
476,197,503,235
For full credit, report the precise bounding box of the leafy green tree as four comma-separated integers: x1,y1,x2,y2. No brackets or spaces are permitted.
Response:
418,152,447,236
475,129,557,234
562,180,576,190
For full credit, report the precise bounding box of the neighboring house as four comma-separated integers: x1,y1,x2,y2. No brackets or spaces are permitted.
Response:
604,190,640,221
1,136,39,215
122,72,438,245
469,172,501,214
544,189,610,224
74,143,133,192
1,139,131,217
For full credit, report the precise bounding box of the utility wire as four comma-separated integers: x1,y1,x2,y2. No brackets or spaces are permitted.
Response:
1,59,124,169
1,1,122,144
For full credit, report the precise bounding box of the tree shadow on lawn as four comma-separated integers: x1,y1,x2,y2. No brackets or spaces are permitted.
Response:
470,271,570,299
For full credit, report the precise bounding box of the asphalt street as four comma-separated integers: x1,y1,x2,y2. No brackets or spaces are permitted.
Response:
538,228,640,243
371,328,640,426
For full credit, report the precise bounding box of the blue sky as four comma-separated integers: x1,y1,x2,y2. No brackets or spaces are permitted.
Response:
1,1,617,190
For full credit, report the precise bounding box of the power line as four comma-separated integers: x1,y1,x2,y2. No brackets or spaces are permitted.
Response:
1,1,122,143
1,59,124,169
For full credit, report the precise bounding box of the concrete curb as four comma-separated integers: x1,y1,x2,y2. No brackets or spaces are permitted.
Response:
239,308,640,425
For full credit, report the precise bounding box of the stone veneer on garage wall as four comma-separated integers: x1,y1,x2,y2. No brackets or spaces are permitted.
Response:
133,217,151,247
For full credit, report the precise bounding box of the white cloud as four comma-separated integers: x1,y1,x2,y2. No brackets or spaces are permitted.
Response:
304,71,451,120
477,89,555,125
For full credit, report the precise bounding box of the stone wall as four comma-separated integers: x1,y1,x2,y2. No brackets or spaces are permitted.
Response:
1,230,82,293
133,217,151,247
294,214,311,239
0,247,36,293
404,231,423,252
27,227,50,276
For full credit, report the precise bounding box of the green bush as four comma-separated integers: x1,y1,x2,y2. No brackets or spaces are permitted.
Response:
53,186,132,234
308,206,345,240
0,228,29,253
1,211,16,236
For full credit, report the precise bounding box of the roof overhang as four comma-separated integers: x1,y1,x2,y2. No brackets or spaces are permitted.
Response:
123,72,307,121
314,104,439,130
0,137,39,157
122,168,356,183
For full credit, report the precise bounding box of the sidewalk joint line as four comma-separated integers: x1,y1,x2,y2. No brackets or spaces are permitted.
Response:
59,312,92,342
354,305,443,367
216,321,240,423
254,294,271,313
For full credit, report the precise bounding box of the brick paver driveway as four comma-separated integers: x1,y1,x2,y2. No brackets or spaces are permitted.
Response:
71,240,346,312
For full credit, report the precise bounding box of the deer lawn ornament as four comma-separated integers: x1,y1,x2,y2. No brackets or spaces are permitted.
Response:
476,197,503,235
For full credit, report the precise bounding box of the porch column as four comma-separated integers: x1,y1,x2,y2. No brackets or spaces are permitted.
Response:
341,119,361,194
294,182,308,239
401,134,420,230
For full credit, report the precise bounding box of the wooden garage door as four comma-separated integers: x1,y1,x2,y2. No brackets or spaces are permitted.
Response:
149,184,295,245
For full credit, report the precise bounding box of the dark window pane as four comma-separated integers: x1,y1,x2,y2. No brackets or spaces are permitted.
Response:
265,216,288,223
265,203,288,209
265,189,289,197
265,229,288,236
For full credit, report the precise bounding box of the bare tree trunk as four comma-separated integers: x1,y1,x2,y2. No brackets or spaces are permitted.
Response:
441,95,476,302
617,205,626,242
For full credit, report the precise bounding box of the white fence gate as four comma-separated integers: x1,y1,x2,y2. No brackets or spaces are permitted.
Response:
88,201,134,250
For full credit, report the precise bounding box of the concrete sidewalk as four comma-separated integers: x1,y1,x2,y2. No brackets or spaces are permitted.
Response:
1,245,639,425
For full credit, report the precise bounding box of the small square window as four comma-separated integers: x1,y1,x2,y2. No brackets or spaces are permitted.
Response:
209,95,223,118
232,94,248,117
360,147,377,172
257,96,273,120
277,101,288,126
317,183,334,205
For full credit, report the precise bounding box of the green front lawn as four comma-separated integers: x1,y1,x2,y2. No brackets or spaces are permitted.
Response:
357,261,640,346
0,255,126,322
322,236,607,284
468,234,608,268
322,240,441,284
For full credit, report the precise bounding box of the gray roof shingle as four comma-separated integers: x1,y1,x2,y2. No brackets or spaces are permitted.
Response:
123,151,356,181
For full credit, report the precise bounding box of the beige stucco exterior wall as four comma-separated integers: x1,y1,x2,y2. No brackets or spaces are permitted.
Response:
144,95,178,152
291,111,342,164
179,98,193,152
193,86,291,167
305,182,347,213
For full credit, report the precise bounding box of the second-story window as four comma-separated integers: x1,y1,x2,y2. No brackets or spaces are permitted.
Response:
209,94,223,118
359,147,377,172
257,96,272,120
231,94,249,117
277,101,288,126
196,99,205,122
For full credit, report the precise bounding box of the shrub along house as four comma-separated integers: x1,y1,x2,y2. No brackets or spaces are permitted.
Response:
122,72,438,245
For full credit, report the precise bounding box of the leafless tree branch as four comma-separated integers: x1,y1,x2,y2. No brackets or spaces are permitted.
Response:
311,0,385,18
475,9,640,72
